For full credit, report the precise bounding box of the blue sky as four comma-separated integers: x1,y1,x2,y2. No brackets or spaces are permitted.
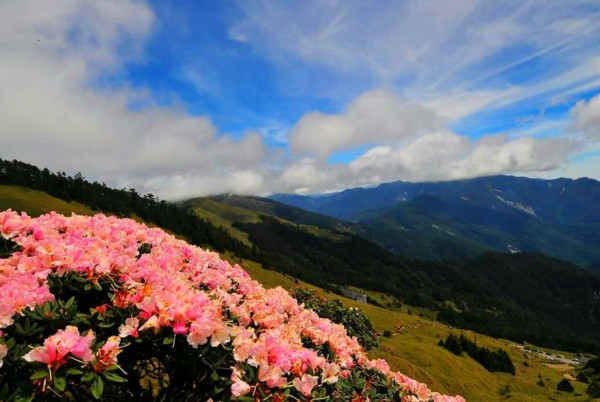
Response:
0,1,599,198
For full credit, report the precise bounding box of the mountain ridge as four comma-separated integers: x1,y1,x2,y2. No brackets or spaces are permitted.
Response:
271,175,600,267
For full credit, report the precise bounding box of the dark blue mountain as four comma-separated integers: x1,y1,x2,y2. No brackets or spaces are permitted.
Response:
271,176,600,268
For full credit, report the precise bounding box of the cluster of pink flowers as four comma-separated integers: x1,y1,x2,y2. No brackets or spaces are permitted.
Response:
0,210,464,401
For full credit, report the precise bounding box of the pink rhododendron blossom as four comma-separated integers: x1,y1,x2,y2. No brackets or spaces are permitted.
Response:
0,210,464,401
293,374,319,397
22,326,94,368
231,379,253,397
118,317,140,338
94,335,121,370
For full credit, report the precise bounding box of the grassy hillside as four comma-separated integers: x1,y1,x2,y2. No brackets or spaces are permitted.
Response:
182,197,262,245
0,184,97,216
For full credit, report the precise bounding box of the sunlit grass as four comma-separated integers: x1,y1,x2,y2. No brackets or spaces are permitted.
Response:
0,185,97,216
191,198,262,245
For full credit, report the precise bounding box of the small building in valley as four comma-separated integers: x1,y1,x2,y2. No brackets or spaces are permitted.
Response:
341,288,367,303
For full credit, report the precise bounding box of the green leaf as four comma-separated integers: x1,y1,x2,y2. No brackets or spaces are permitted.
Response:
98,322,115,328
23,309,42,321
30,370,50,380
66,368,84,376
14,322,26,336
91,376,104,400
210,370,219,381
0,384,9,400
65,296,75,309
81,372,96,382
54,376,66,392
103,371,127,383
84,283,92,291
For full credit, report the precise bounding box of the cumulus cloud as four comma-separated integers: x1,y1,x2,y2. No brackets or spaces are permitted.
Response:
570,93,600,139
277,129,577,194
0,0,270,199
290,89,445,158
280,85,579,193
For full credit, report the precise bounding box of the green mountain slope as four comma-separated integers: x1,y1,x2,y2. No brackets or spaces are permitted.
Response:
0,184,97,217
183,195,600,354
271,175,600,268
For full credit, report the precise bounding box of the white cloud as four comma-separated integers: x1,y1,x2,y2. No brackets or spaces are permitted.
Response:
571,93,600,139
276,128,578,194
279,82,582,193
290,89,445,158
374,132,577,182
0,0,270,199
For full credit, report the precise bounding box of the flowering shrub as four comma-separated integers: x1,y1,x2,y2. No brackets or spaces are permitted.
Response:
290,288,380,351
0,210,465,401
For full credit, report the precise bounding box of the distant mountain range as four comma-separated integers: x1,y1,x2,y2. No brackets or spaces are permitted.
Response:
271,175,600,269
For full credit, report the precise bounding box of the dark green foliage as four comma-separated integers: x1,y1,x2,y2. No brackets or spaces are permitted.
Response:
556,379,574,393
440,334,463,356
432,253,600,354
580,358,600,397
588,381,600,398
366,296,384,308
0,237,18,259
383,330,392,338
331,368,410,401
585,357,600,372
234,216,432,302
576,372,588,383
291,288,380,350
440,334,515,375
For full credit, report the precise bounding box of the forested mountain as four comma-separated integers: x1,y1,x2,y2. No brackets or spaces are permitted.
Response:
2,158,599,354
271,175,600,267
184,195,600,353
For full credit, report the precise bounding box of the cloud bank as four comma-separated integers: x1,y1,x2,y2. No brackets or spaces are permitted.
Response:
0,0,268,199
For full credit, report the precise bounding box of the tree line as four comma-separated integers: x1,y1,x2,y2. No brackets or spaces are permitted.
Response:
0,158,250,255
439,333,515,375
